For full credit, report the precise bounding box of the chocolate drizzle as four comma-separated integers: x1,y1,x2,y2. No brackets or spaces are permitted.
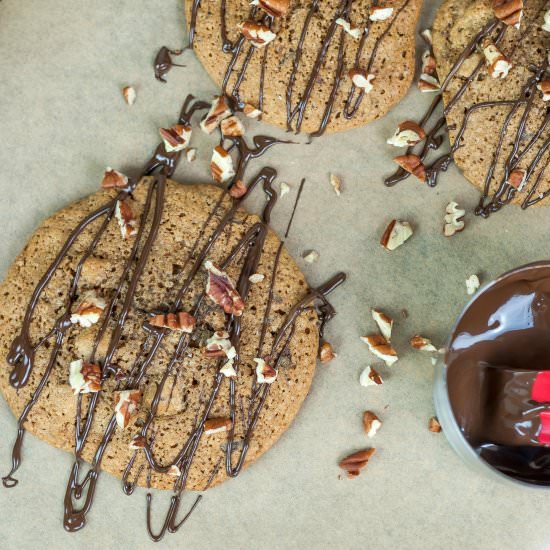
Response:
1,95,345,540
189,0,413,137
154,47,186,83
384,9,550,217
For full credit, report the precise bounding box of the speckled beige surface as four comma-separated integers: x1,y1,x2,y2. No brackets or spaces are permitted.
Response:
2,1,550,549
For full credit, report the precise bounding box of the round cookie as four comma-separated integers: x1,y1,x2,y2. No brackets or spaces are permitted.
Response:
432,0,549,211
185,0,423,135
0,178,321,491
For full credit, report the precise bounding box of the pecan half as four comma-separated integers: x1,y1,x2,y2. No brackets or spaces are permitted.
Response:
339,448,376,478
149,311,196,333
205,261,245,316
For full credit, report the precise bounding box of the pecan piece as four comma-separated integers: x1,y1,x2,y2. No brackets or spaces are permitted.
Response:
69,359,102,394
149,311,196,333
204,261,245,316
339,448,376,478
114,389,141,429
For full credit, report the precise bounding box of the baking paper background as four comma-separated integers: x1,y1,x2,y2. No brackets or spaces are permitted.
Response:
1,1,550,548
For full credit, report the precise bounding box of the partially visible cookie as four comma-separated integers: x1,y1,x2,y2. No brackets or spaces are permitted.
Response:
432,0,549,213
0,179,321,491
185,0,423,135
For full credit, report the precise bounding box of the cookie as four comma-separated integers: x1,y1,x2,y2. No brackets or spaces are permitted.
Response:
185,0,423,136
386,0,549,216
0,177,325,498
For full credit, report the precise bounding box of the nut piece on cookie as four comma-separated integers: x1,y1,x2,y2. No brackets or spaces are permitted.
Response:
544,10,550,32
507,169,527,190
129,434,146,450
335,18,362,39
348,68,375,92
220,359,237,378
201,95,232,134
249,273,265,284
394,154,427,182
101,168,129,189
239,20,277,47
339,448,376,478
70,291,106,328
69,359,102,394
211,146,236,184
492,0,524,29
418,50,440,92
205,261,245,316
204,331,237,360
363,411,382,438
369,6,394,21
204,417,233,436
387,121,426,147
243,103,262,119
410,335,438,353
361,334,398,366
319,341,337,363
443,201,465,237
372,309,393,342
380,219,413,251
115,199,138,240
159,124,192,152
221,116,245,138
537,79,550,101
250,0,290,18
114,389,141,429
481,38,512,79
359,365,384,386
149,311,197,333
255,357,277,384
168,465,182,477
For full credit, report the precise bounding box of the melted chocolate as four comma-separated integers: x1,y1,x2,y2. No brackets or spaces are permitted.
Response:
384,10,549,217
190,0,412,137
1,95,346,540
447,263,550,484
154,47,185,83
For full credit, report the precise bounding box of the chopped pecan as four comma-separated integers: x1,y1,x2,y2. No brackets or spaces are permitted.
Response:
70,291,106,328
201,95,232,134
115,199,138,239
493,0,523,28
338,448,376,478
211,146,236,184
205,261,245,316
101,168,129,189
429,416,442,433
204,417,233,435
319,342,337,363
239,20,277,47
363,411,382,438
69,359,102,394
114,389,141,429
394,154,426,182
254,357,277,384
250,0,290,17
149,311,196,333
380,219,413,251
360,334,398,366
159,124,192,152
387,121,426,147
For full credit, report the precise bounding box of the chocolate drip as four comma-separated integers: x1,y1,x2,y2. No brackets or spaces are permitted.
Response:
189,0,412,137
154,47,185,83
2,95,345,541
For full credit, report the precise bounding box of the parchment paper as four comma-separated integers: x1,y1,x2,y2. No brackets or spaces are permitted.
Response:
1,1,550,549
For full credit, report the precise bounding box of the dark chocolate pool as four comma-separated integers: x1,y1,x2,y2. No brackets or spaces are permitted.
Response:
447,262,550,486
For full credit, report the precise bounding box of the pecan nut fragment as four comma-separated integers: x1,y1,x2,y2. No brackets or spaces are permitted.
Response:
69,359,102,394
149,311,196,333
114,389,141,429
204,261,245,316
338,448,376,478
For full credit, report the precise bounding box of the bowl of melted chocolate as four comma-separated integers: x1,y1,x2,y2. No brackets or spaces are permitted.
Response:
435,262,550,487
